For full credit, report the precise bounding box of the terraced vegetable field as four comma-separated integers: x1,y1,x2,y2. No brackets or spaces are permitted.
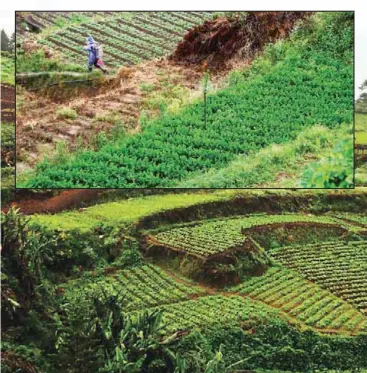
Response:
23,12,354,188
232,267,367,333
269,241,367,314
332,212,367,226
3,190,367,372
130,295,280,335
149,214,348,257
63,264,204,311
36,12,213,68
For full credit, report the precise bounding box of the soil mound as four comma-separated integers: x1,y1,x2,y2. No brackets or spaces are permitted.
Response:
3,190,102,215
171,11,312,69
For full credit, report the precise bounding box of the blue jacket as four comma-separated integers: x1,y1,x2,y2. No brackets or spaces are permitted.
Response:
84,36,97,65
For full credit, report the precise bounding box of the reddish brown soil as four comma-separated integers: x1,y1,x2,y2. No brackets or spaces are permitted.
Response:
16,59,205,170
1,351,40,373
171,11,312,69
3,189,102,215
1,84,15,122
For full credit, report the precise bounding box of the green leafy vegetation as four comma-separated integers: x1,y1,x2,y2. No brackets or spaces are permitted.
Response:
177,124,351,188
150,214,345,257
356,113,367,145
269,241,367,314
16,49,85,73
34,12,213,68
23,12,354,188
62,264,204,311
300,138,354,188
56,106,78,119
232,266,367,332
0,51,15,84
2,190,367,372
1,50,15,203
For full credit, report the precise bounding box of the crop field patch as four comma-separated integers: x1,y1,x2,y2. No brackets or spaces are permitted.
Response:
269,241,367,314
3,187,367,372
36,12,214,68
148,214,350,258
62,264,204,311
232,267,367,333
129,295,281,335
22,12,354,188
332,212,367,226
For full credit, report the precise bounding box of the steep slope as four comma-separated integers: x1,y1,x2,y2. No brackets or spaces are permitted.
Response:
24,12,354,188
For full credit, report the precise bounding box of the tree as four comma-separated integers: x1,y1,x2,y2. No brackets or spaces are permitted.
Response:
1,29,11,52
9,32,15,53
356,78,367,113
360,79,367,91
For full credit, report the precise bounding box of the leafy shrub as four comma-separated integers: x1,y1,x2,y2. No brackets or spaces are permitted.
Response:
300,139,354,188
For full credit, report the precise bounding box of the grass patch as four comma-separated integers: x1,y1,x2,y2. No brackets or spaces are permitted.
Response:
56,107,78,120
16,49,84,73
356,164,367,187
0,51,15,85
94,111,122,125
356,113,367,145
30,191,234,231
300,138,354,188
176,124,352,188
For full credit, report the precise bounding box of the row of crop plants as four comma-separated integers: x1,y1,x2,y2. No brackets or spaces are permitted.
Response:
62,264,204,311
332,212,367,226
232,267,367,333
30,11,107,29
129,295,281,335
269,241,367,314
27,12,354,187
151,214,348,257
37,12,213,68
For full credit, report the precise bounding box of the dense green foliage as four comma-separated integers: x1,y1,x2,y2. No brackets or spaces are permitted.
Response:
25,12,354,187
1,50,15,202
300,139,354,188
175,323,367,373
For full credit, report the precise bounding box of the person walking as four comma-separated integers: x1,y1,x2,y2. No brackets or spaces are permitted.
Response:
84,36,107,74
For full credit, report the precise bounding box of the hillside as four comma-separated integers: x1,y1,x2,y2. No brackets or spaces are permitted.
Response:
16,12,354,188
2,189,367,372
1,52,15,203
